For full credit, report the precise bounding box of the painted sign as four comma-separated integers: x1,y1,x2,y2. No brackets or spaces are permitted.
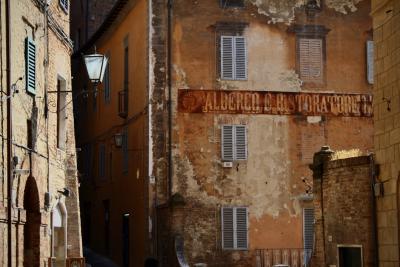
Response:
178,89,373,117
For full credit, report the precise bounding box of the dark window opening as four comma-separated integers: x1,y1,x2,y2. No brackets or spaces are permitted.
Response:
103,200,110,254
338,247,362,267
27,119,32,149
220,0,244,8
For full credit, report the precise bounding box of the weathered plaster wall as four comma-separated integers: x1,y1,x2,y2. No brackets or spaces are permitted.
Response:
169,0,373,266
74,0,151,266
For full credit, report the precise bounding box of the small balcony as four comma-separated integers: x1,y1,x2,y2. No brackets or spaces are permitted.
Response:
255,248,312,267
118,89,128,118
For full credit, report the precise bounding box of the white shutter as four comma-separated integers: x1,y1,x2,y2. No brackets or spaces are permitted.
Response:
221,36,234,80
222,207,234,249
366,41,374,84
222,125,234,161
234,37,247,80
235,207,248,249
303,208,314,250
234,125,247,160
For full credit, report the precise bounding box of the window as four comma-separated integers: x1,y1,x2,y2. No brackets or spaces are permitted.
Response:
99,144,106,179
57,78,67,150
338,246,363,267
27,120,33,149
221,36,247,80
221,207,248,250
298,38,323,82
294,25,329,86
220,0,244,8
25,37,36,94
122,128,128,174
103,200,110,253
104,54,111,103
303,208,314,265
366,40,374,84
221,125,247,161
59,0,69,13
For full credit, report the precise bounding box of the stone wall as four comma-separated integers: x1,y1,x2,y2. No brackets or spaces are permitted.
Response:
371,0,400,266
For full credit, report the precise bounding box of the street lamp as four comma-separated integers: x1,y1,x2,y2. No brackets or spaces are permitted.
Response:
83,53,108,87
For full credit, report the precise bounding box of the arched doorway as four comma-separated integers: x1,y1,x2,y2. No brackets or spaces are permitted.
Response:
52,201,67,266
23,176,41,267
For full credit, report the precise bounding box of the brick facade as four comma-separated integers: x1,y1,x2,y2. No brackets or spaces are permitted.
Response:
310,147,376,267
371,0,400,266
0,0,83,266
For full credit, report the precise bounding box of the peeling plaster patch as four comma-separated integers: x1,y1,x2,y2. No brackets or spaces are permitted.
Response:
325,0,363,14
279,70,303,92
173,65,189,89
307,116,322,123
249,0,305,25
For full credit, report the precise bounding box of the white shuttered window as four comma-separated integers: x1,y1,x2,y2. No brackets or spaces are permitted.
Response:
303,208,314,250
299,38,323,81
222,125,247,161
221,36,247,80
222,207,248,250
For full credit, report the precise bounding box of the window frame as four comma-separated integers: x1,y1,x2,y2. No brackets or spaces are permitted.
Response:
99,144,106,179
221,125,248,161
220,35,248,81
293,25,330,88
221,206,249,250
25,37,36,95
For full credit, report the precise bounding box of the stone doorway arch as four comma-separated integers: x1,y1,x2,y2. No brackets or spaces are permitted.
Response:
23,176,41,267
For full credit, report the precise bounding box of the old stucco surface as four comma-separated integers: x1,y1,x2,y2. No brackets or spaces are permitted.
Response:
249,0,365,24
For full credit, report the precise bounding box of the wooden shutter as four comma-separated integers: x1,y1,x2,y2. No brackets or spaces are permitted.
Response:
366,41,374,84
104,59,111,103
299,38,323,81
221,36,234,80
99,144,106,178
235,207,248,249
234,37,247,80
221,125,234,161
25,38,36,94
222,207,234,249
234,125,247,160
303,208,314,250
122,128,128,174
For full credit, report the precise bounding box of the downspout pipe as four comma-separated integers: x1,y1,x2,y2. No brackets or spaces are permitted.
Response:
369,154,379,267
5,0,13,266
167,0,173,200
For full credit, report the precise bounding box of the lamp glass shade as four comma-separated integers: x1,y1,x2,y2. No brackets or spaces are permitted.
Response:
83,54,108,84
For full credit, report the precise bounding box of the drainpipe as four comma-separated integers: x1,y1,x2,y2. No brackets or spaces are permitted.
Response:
369,154,379,267
5,0,13,266
167,0,173,200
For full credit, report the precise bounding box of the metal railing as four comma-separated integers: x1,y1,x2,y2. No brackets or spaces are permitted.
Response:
255,248,312,267
118,89,128,118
